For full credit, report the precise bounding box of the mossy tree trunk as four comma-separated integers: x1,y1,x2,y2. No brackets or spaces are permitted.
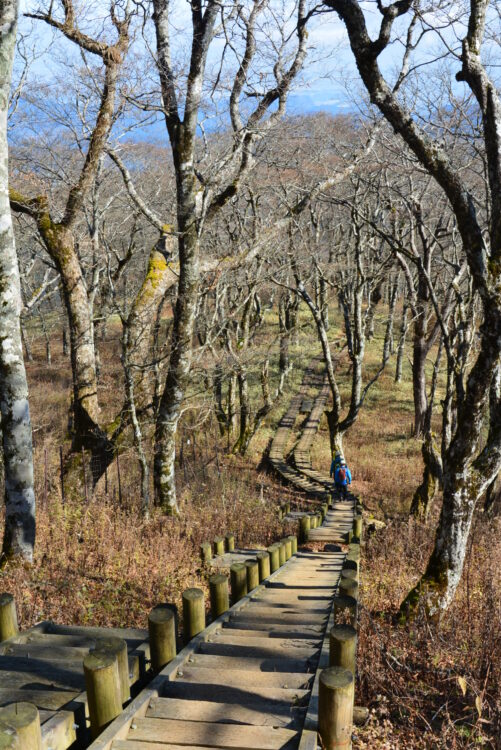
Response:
0,0,36,566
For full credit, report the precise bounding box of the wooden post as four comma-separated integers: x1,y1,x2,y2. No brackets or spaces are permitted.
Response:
341,569,357,583
230,563,247,604
299,516,310,543
225,533,235,552
245,560,259,591
256,551,270,581
83,651,122,739
148,604,177,672
317,512,323,526
318,667,354,750
0,594,18,642
339,578,359,601
59,445,65,504
285,502,291,514
333,595,358,627
287,534,298,554
278,541,286,566
322,502,328,518
93,637,130,704
353,515,363,540
309,513,317,529
282,538,292,560
200,542,212,564
343,559,359,581
209,574,229,619
213,537,225,556
329,625,357,673
0,703,41,750
182,588,205,643
267,544,280,573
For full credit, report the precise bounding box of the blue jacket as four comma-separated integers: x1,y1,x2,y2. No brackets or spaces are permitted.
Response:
330,458,342,477
334,466,352,486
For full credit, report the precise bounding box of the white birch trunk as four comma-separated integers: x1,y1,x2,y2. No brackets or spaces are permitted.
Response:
0,0,36,565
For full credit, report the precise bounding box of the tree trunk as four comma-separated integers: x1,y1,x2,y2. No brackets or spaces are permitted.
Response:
154,220,199,514
412,318,428,437
395,304,408,383
0,0,36,567
409,433,441,520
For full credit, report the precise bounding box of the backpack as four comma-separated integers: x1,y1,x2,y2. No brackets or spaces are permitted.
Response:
338,467,346,482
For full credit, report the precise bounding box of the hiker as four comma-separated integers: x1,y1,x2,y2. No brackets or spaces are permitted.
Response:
334,460,352,499
329,451,343,479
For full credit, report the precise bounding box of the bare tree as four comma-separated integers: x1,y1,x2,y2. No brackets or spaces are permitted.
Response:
0,0,36,566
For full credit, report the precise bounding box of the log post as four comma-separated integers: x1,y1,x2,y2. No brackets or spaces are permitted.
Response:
282,538,292,560
209,574,229,619
339,578,359,601
278,541,286,566
225,533,235,552
329,625,357,674
148,604,177,672
182,588,205,643
213,537,225,556
353,515,363,540
230,563,247,604
287,535,298,554
299,516,310,543
256,551,271,581
200,542,212,564
246,560,259,591
340,569,357,583
285,502,291,514
93,637,130,704
267,544,280,573
0,594,18,642
333,595,358,627
322,502,329,518
0,703,41,750
343,559,359,581
318,667,354,750
83,652,122,739
310,513,317,529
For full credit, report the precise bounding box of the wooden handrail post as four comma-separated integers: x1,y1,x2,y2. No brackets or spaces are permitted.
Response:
148,604,177,672
230,563,247,604
319,667,354,750
287,534,298,554
0,703,41,749
93,636,130,704
278,541,286,566
209,574,229,619
0,594,18,642
213,537,225,556
267,544,280,573
353,515,363,540
83,652,122,739
282,538,292,560
225,533,235,552
246,560,259,592
299,515,310,543
329,625,357,673
256,551,271,581
339,578,359,601
182,588,205,643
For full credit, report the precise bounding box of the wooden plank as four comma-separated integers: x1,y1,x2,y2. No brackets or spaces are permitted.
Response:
127,717,299,749
198,641,318,661
206,635,320,650
0,688,80,711
162,682,309,706
220,625,323,639
185,654,312,674
172,667,312,690
147,697,305,728
41,710,78,750
45,622,148,644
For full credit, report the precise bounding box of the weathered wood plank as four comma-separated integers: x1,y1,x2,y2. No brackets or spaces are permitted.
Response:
127,717,299,749
147,697,305,728
172,667,312,690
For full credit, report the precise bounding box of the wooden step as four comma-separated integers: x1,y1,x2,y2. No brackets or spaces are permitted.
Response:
184,653,313,674
198,641,318,661
125,716,299,749
162,680,310,706
172,667,312,690
147,696,306,728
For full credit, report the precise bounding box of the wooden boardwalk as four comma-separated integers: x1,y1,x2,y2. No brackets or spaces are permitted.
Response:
0,620,150,748
87,519,352,750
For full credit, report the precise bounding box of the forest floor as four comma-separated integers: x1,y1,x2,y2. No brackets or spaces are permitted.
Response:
0,313,500,748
